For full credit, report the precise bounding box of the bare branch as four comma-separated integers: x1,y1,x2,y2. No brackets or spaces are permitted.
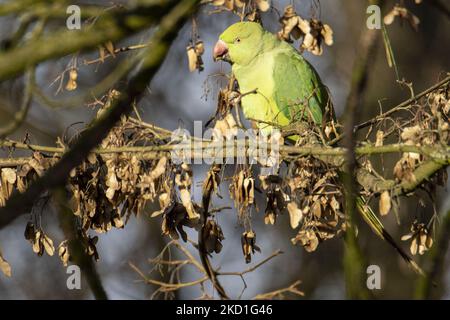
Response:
0,0,200,230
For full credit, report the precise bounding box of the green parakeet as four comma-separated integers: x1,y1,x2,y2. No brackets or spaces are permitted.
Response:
213,22,330,134
213,22,423,275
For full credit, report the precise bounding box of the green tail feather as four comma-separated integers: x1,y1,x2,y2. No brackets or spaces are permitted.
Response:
356,196,425,276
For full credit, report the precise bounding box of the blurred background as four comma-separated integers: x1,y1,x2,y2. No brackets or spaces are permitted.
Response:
0,0,449,299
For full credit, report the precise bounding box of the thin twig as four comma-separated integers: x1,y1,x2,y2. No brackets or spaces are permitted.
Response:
130,261,208,291
253,280,304,300
218,250,283,276
354,74,450,131
84,43,149,65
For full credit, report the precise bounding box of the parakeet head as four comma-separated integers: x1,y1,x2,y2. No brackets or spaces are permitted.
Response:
213,22,265,66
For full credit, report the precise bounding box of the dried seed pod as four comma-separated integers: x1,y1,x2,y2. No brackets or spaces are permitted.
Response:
379,191,391,216
203,220,224,254
42,233,55,256
393,154,418,182
195,40,204,55
255,0,270,12
230,169,255,218
186,45,197,72
213,112,238,139
32,230,43,256
384,4,420,31
201,164,221,208
300,19,334,56
186,39,205,73
104,41,116,57
277,5,304,42
58,240,70,267
180,188,200,220
375,130,384,147
241,230,260,263
112,212,124,229
291,229,319,252
161,202,200,241
401,125,421,142
65,68,78,91
1,168,16,200
0,251,11,277
401,220,433,255
24,221,36,242
287,201,303,229
1,168,16,185
84,235,99,261
264,210,276,225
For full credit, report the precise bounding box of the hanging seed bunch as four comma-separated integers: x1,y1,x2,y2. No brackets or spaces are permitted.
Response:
401,219,433,256
259,155,344,254
203,219,225,254
287,158,345,252
352,83,448,257
211,90,240,139
391,86,449,185
277,5,306,42
384,3,420,31
229,168,255,220
24,221,55,257
187,40,205,73
1,153,59,207
69,112,171,235
198,164,226,255
154,162,208,242
241,230,260,263
0,154,59,263
186,18,205,73
278,5,333,56
0,106,176,266
259,174,287,225
64,117,175,263
159,202,201,242
65,68,78,91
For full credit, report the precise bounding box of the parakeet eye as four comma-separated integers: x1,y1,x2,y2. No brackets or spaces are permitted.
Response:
234,38,241,44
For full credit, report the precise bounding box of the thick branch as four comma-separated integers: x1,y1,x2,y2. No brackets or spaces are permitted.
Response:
357,160,447,195
0,0,189,81
1,139,449,162
342,0,382,299
54,188,108,300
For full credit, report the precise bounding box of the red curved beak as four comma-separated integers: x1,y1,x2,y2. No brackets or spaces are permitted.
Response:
213,40,229,61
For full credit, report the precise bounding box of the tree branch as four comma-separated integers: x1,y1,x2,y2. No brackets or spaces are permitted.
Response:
0,0,200,230
354,74,450,132
54,188,108,300
342,0,382,299
0,0,191,81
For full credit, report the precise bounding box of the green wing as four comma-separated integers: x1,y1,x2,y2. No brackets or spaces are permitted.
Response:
272,52,328,126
